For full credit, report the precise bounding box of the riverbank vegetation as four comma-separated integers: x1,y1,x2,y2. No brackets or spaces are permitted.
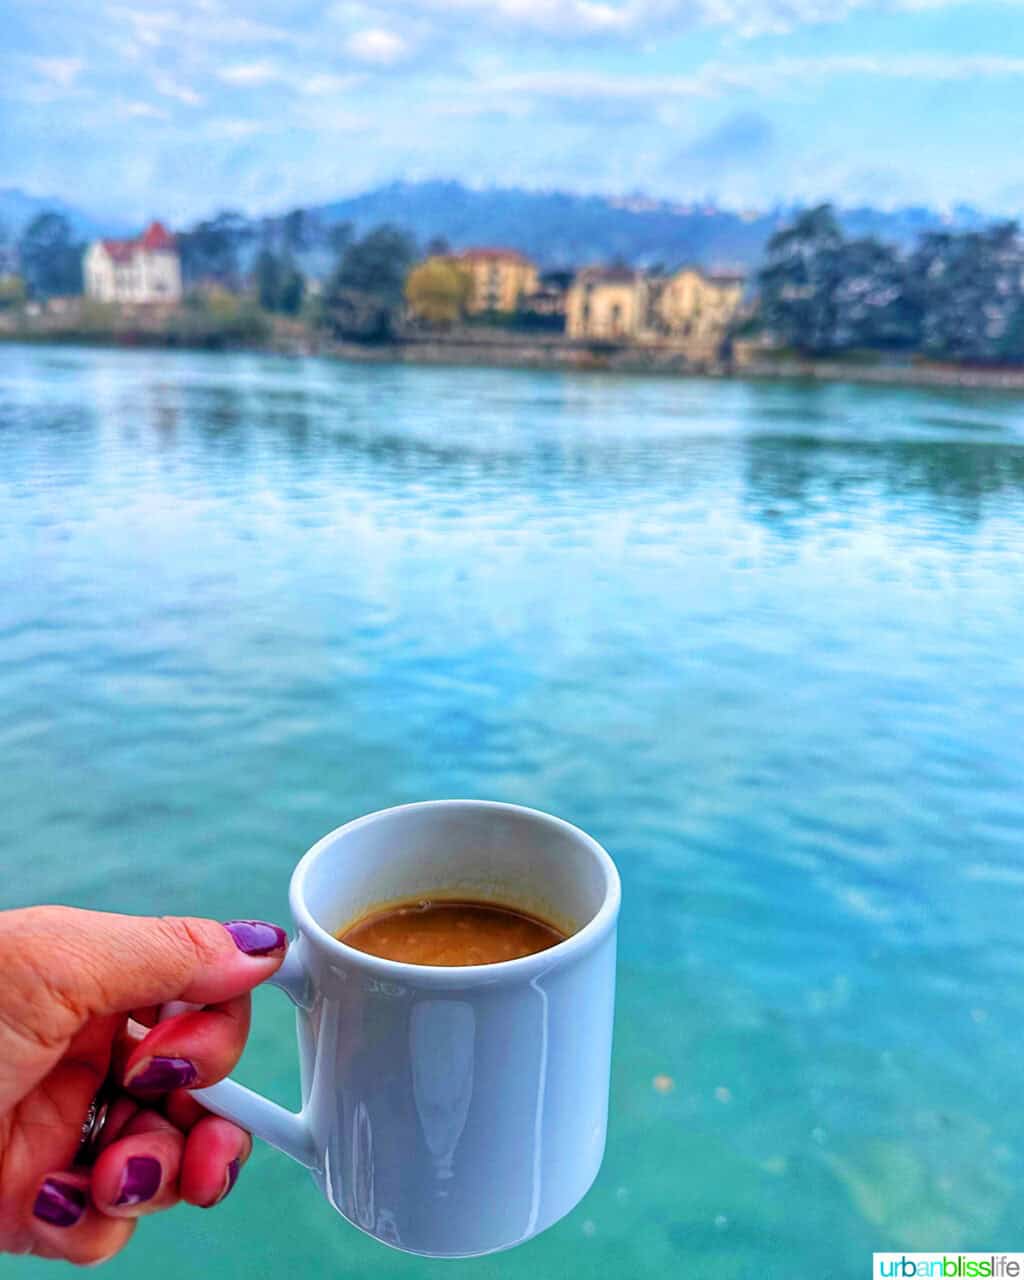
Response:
5,203,1024,370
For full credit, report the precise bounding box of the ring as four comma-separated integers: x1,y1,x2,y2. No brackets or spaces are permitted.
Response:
75,1082,117,1166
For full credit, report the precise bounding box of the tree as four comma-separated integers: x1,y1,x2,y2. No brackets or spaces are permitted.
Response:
998,301,1024,365
255,249,280,312
0,219,15,275
426,234,451,257
910,222,1024,363
18,212,84,299
405,257,472,326
0,275,26,309
832,237,920,351
328,221,353,257
277,258,304,315
282,208,311,253
334,225,414,300
178,210,253,286
255,249,305,315
757,204,843,354
322,224,416,340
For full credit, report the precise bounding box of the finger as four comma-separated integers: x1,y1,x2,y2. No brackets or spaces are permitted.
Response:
180,1115,251,1208
164,1090,207,1132
91,1119,184,1218
0,908,287,1056
94,1095,142,1153
9,1012,124,1189
110,1016,149,1080
128,1005,162,1028
30,1171,135,1266
121,994,251,1094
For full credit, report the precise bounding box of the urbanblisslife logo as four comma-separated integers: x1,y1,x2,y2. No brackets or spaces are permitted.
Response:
874,1257,1024,1278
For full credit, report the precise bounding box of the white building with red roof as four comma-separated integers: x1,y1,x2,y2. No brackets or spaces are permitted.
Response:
84,221,182,304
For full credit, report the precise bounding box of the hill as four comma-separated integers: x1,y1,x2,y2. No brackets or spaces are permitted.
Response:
0,189,131,241
309,180,988,272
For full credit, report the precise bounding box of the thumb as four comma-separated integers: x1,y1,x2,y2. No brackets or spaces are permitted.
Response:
2,906,287,1037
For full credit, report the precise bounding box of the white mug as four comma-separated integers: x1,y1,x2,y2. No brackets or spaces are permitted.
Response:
194,800,620,1258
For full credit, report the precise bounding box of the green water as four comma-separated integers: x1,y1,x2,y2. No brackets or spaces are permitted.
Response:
2,343,1024,1277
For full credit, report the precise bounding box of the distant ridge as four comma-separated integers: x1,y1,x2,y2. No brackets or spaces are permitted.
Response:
307,179,993,271
1,179,1000,273
0,188,132,240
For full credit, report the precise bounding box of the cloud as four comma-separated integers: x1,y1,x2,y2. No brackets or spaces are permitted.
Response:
105,2,293,48
32,57,85,88
345,27,409,64
216,62,364,95
218,61,281,87
479,52,1024,105
299,72,365,95
363,0,637,38
205,118,266,139
347,0,1024,42
151,71,203,106
118,99,170,119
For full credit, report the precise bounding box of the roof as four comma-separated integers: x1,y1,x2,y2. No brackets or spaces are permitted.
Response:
141,220,175,250
100,239,137,263
575,265,637,285
96,220,176,263
459,247,532,265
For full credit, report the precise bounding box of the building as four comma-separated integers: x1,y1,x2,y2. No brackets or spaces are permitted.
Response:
458,248,538,314
565,267,642,341
84,221,182,305
567,264,745,359
644,268,745,352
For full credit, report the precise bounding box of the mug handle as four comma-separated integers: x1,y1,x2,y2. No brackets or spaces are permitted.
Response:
190,945,318,1169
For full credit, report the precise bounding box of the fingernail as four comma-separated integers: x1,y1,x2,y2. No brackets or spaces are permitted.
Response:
34,1178,86,1228
126,1056,199,1092
203,1157,241,1209
223,920,288,956
115,1156,162,1206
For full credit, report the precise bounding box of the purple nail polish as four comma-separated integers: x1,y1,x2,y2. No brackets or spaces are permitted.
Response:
115,1156,162,1206
127,1056,199,1092
34,1179,86,1228
202,1157,241,1210
223,920,288,956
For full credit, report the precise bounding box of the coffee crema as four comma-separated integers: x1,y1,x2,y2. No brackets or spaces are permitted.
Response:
336,898,566,966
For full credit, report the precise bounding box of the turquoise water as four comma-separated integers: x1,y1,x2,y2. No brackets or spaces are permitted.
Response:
2,342,1024,1277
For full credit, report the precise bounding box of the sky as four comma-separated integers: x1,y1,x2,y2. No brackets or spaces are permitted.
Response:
3,0,1024,225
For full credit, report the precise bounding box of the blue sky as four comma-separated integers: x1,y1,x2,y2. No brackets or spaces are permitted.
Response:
3,0,1024,225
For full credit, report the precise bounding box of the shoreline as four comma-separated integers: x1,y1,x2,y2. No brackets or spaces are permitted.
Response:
5,328,1024,393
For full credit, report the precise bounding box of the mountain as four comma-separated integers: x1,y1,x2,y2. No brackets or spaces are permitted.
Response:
308,180,988,272
3,178,999,279
0,189,131,241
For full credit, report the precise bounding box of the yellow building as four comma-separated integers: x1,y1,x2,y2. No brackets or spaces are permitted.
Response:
565,267,642,341
647,267,744,349
459,248,538,314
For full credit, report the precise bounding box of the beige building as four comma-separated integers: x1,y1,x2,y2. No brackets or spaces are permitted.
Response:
567,264,745,359
459,248,538,314
646,267,744,347
84,221,182,304
565,267,642,341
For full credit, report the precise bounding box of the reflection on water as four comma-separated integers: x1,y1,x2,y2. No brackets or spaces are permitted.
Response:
1,344,1024,1278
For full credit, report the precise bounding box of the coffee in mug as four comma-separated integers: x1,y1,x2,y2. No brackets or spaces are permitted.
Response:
337,897,566,965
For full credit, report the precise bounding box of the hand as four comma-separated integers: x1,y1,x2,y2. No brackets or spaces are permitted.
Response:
0,906,288,1266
